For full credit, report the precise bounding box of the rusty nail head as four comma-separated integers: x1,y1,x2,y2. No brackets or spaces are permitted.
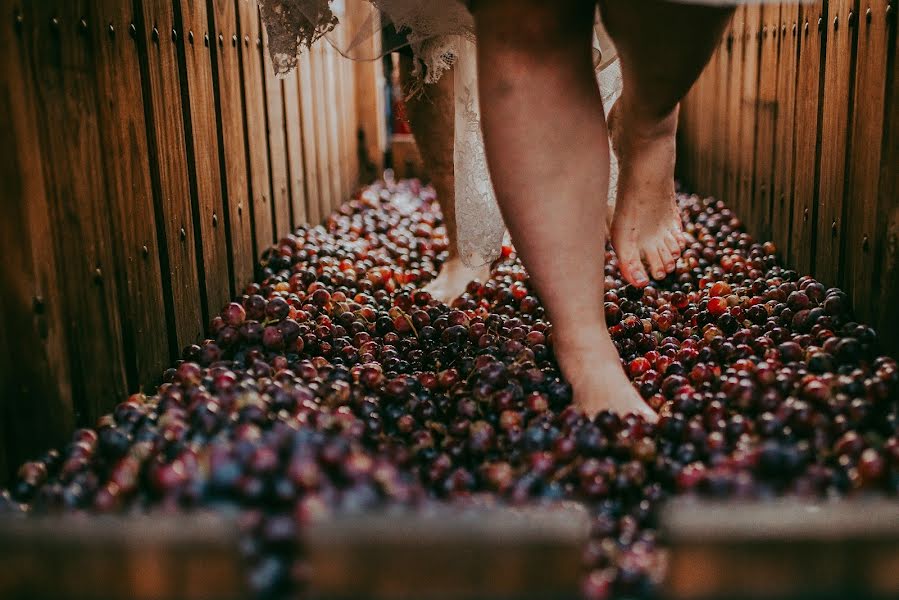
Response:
213,214,218,227
232,33,238,46
244,34,249,46
94,267,103,282
180,227,186,240
204,32,209,46
866,7,872,21
171,28,177,42
142,245,150,257
833,16,838,29
792,22,797,35
129,23,137,38
831,221,838,235
862,235,869,250
189,30,194,44
803,208,809,221
152,26,159,42
818,16,823,30
238,203,243,216
218,33,224,46
848,11,854,26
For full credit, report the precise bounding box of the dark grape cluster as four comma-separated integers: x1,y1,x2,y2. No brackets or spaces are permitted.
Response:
2,180,897,600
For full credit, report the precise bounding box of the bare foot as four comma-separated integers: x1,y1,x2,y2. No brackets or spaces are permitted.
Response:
608,101,686,287
424,257,492,304
554,325,657,422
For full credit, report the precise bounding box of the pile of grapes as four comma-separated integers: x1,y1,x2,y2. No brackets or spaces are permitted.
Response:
3,179,897,600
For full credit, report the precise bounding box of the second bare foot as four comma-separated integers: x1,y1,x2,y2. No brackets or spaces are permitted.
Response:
608,101,686,287
423,257,492,304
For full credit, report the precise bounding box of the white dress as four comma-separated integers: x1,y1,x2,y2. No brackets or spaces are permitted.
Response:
257,0,789,266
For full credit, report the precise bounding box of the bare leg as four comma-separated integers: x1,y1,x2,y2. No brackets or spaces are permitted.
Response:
472,0,654,420
399,55,491,303
600,0,734,286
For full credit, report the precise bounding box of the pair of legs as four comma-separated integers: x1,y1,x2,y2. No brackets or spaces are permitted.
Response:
467,0,734,417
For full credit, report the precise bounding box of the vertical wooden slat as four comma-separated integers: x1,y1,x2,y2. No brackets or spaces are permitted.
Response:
1,0,75,476
282,70,308,228
138,0,205,354
816,0,859,285
694,56,709,194
753,5,781,243
260,19,292,238
91,0,170,387
789,2,826,274
844,0,890,321
876,0,898,356
725,7,746,209
236,0,274,254
208,0,254,293
22,1,130,425
711,31,732,201
325,43,345,208
352,4,385,182
772,4,801,259
737,6,761,232
177,0,231,318
298,50,323,225
311,41,335,217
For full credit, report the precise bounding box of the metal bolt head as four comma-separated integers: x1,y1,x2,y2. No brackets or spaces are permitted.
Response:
50,16,59,30
804,20,809,34
204,32,209,46
219,33,224,46
79,17,88,32
862,235,870,251
152,26,159,42
833,15,838,29
818,17,823,30
171,28,177,42
188,30,194,44
14,12,23,32
212,213,218,227
180,226,186,240
33,296,45,314
129,23,137,38
848,11,854,26
831,220,838,235
256,36,261,48
866,7,872,22
94,267,103,282
142,244,150,257
244,34,249,46
108,22,115,36
792,22,797,35
803,208,809,221
232,34,238,46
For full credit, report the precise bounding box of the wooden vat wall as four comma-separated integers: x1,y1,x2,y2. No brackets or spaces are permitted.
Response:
0,0,384,482
678,0,898,358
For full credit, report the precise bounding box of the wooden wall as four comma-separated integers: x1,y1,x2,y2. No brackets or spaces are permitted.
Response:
678,0,898,357
0,0,383,481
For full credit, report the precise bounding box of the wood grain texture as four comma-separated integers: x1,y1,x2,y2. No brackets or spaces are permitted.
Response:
352,5,386,182
789,2,825,274
725,8,746,209
282,69,308,228
311,41,335,217
815,0,859,284
324,42,344,210
771,4,800,260
236,0,274,254
0,0,75,479
738,6,761,226
752,5,780,243
90,0,170,390
845,0,891,324
139,0,206,353
22,0,130,425
208,0,254,294
298,50,323,225
178,0,231,318
261,22,292,237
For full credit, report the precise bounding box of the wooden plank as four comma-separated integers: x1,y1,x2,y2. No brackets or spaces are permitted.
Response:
236,0,274,254
139,0,206,354
725,7,746,209
844,0,891,325
91,0,170,390
789,2,825,275
0,514,247,600
874,0,898,357
22,1,130,425
178,0,232,318
298,49,323,225
771,4,800,260
815,0,859,285
282,69,308,228
208,0,254,293
752,5,781,243
324,42,345,209
260,19,292,238
307,506,590,600
663,499,899,600
710,38,731,200
693,55,709,194
737,6,761,233
352,4,386,182
0,0,75,478
311,41,335,217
